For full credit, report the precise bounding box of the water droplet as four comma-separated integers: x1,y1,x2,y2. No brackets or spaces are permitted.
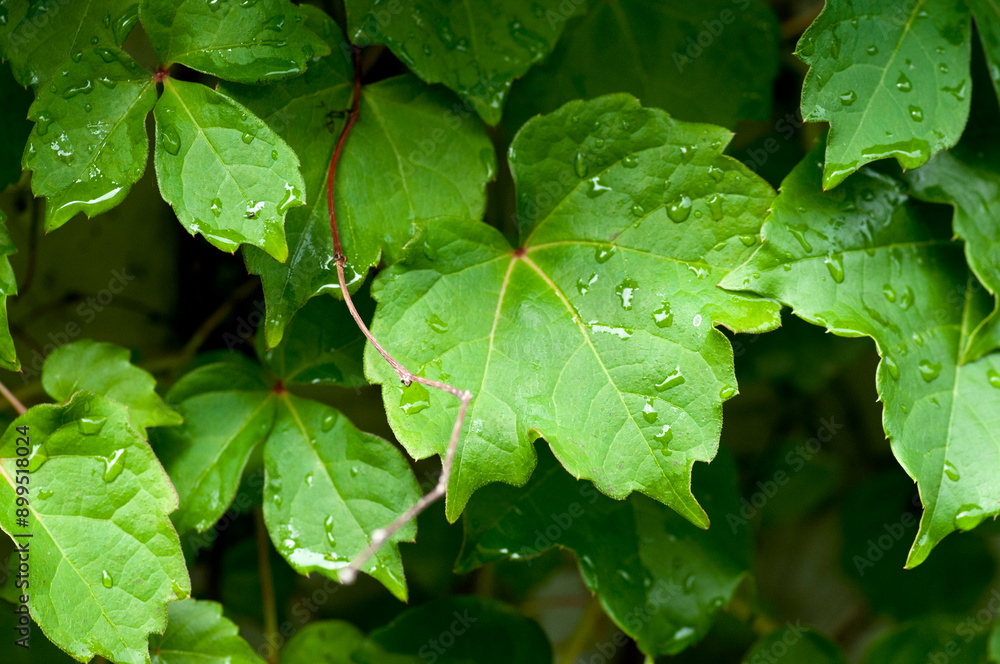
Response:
622,154,639,169
653,425,673,444
573,151,589,178
305,473,314,486
704,193,725,221
642,398,657,423
652,300,673,328
35,112,54,136
987,369,1000,389
62,79,93,99
615,277,638,310
896,72,912,92
161,125,181,155
436,21,455,48
908,105,924,122
720,386,737,399
210,197,223,217
954,504,984,531
271,149,279,160
264,14,286,32
708,165,724,182
71,51,83,63
788,225,813,252
824,254,845,283
426,313,448,333
102,448,126,482
884,354,900,380
899,286,914,310
594,244,616,263
273,493,283,509
867,44,879,55
944,460,960,481
839,90,857,106
321,411,337,432
277,183,301,214
324,515,337,546
241,132,255,144
102,570,114,588
576,272,598,295
79,417,107,435
96,48,117,64
918,359,941,382
631,204,645,218
654,367,685,392
667,195,692,223
882,284,896,302
400,382,431,415
738,235,757,247
38,489,54,500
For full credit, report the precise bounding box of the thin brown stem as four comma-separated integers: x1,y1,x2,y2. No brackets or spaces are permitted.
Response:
254,507,279,664
325,45,473,584
0,379,27,415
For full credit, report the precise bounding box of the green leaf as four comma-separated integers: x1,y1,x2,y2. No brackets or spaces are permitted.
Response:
282,621,366,664
507,0,780,130
459,446,750,658
263,394,420,601
153,78,305,261
970,0,1000,103
0,65,32,190
742,627,847,664
23,46,155,231
223,8,495,346
1,0,138,88
797,0,972,189
41,339,182,430
0,209,17,372
366,94,779,523
345,0,571,125
353,596,553,664
721,139,1000,567
139,0,329,84
148,599,265,664
256,288,373,387
153,356,275,534
0,392,190,664
859,617,991,664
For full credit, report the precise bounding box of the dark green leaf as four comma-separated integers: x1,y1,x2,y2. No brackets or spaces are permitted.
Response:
859,617,992,664
139,0,329,84
153,78,305,260
0,209,17,372
366,94,779,523
148,599,266,664
282,621,366,664
970,0,1000,103
742,627,847,664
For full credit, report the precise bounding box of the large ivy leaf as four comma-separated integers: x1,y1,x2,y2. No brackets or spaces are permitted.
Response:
153,355,275,534
41,339,182,430
742,627,847,664
721,140,1000,567
139,0,329,84
353,597,553,664
1,0,138,88
797,0,972,189
153,78,305,261
507,0,779,130
0,393,190,663
148,599,265,664
263,394,420,602
224,8,494,347
345,0,570,125
22,46,155,231
366,94,779,523
459,446,750,658
0,209,17,372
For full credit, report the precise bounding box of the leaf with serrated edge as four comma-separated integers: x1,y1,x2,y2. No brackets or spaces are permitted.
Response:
2,0,138,88
345,0,572,125
797,0,971,189
720,140,1000,567
23,47,155,231
139,0,329,84
223,7,495,347
42,339,182,430
366,94,779,523
0,392,190,663
0,209,18,371
153,356,275,534
263,394,420,602
154,78,304,261
148,599,265,664
459,446,750,658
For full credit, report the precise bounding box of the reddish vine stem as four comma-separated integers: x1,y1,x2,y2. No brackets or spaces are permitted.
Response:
329,46,473,584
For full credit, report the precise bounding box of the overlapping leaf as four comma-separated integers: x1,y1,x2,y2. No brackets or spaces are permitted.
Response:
148,599,265,664
797,0,972,189
721,141,1000,567
969,0,1000,102
0,393,190,664
282,622,366,664
859,617,992,663
366,94,779,523
42,339,182,430
507,0,779,130
22,46,155,230
743,627,847,664
0,209,17,371
459,446,750,658
345,0,571,125
153,78,305,261
223,8,495,347
139,0,329,84
1,0,138,88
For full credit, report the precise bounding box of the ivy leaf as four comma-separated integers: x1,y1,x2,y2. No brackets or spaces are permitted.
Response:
797,0,971,189
970,0,1000,102
223,8,494,347
139,0,329,84
153,78,305,261
281,621,366,664
353,597,553,664
459,446,750,658
742,627,847,664
0,393,190,664
507,0,780,130
23,47,155,231
345,0,570,125
366,94,779,523
153,356,275,534
41,339,182,430
0,209,17,372
263,394,420,602
148,599,265,664
1,0,138,88
721,140,1000,567
256,288,373,387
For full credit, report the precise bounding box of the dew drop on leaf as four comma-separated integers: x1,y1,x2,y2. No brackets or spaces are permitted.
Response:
425,313,448,333
400,382,431,415
615,277,638,310
987,369,1000,389
79,417,107,435
720,385,737,399
883,354,900,380
324,515,337,546
954,504,984,531
896,72,912,92
652,300,673,328
161,125,181,155
594,244,616,263
824,254,845,283
918,359,941,382
653,424,673,444
102,570,114,588
944,460,960,481
573,151,589,178
908,106,924,122
882,284,896,302
321,410,336,432
102,448,126,482
839,90,856,106
642,398,657,423
654,367,685,392
667,195,692,222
